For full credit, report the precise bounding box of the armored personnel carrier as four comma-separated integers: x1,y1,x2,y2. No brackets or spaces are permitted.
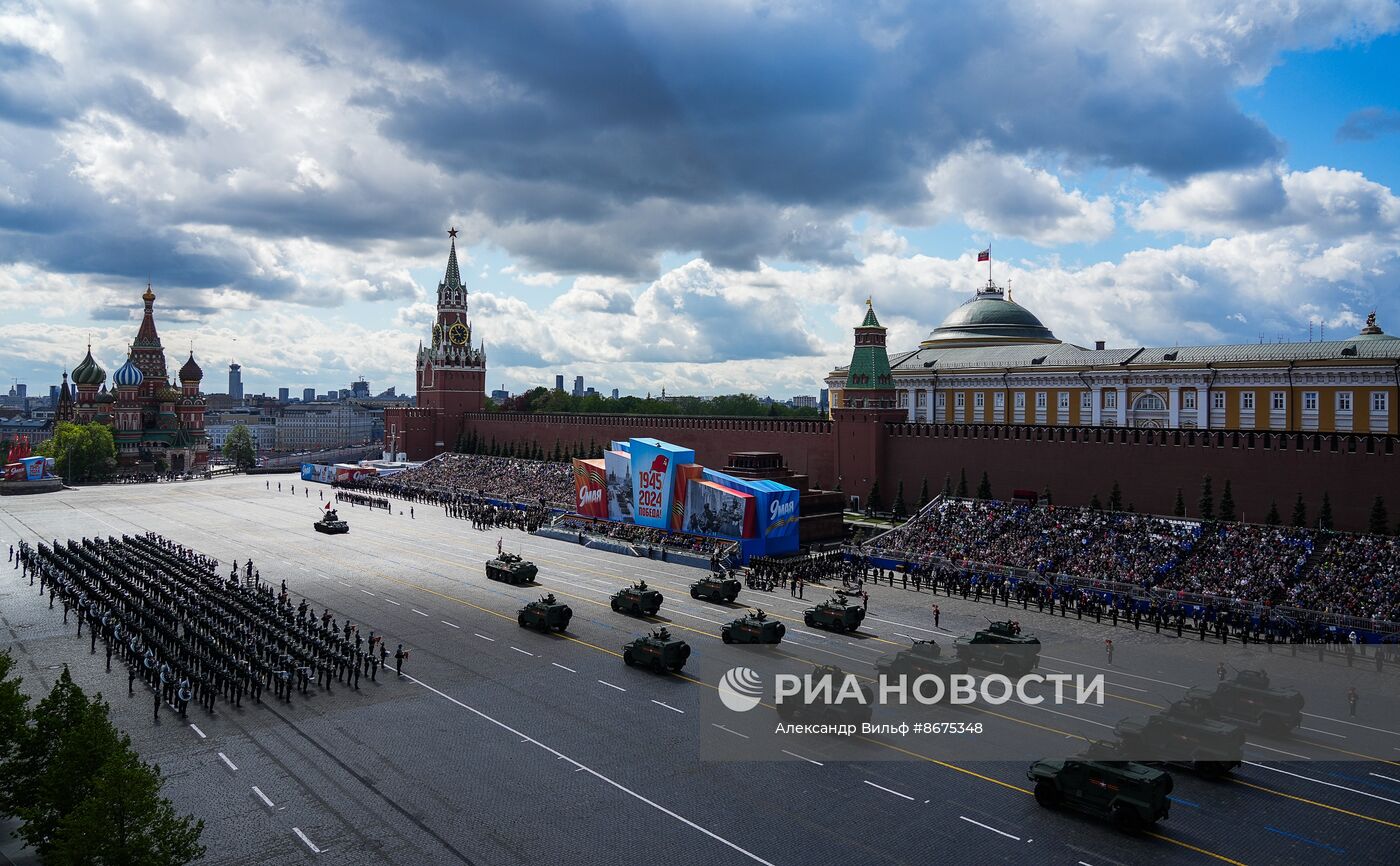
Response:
611,581,664,616
1028,757,1173,832
775,664,873,726
486,552,538,585
802,592,866,633
517,593,573,633
690,574,742,603
954,620,1040,676
875,639,969,680
622,627,690,673
314,509,349,534
1114,691,1244,777
1206,669,1303,734
721,609,785,644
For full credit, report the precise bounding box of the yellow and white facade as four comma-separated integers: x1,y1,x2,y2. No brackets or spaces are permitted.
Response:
829,283,1400,434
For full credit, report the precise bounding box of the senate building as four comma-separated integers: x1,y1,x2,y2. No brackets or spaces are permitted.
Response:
828,280,1400,436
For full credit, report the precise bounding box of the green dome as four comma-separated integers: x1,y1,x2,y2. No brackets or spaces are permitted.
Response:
923,285,1058,347
72,348,106,386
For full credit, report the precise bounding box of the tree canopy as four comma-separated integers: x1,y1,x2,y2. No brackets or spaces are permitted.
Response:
222,423,257,470
490,388,820,418
36,422,117,482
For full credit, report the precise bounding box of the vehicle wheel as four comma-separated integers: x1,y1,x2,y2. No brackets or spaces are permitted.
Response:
726,592,738,603
722,630,733,644
832,620,846,633
1033,781,1060,809
611,599,621,612
804,614,815,627
670,663,685,672
517,614,527,627
623,649,635,666
691,588,700,599
1111,804,1142,833
652,658,665,674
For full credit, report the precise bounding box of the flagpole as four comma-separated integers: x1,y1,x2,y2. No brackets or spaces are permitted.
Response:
987,243,992,284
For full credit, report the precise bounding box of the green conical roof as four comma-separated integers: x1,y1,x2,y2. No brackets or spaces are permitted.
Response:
860,298,881,328
846,300,893,390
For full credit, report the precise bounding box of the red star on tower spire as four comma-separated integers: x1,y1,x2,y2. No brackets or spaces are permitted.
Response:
448,226,458,239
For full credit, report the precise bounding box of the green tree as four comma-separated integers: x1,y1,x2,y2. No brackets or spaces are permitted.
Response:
1290,492,1307,528
50,748,205,866
37,422,118,482
892,481,908,519
1198,475,1214,521
866,480,883,513
1219,480,1236,522
0,649,31,816
1089,493,1103,510
1040,485,1052,506
1369,496,1389,535
942,474,952,497
956,468,968,498
1173,488,1186,517
1318,491,1334,531
916,477,930,511
1265,501,1281,526
976,471,992,500
1108,481,1122,512
220,424,256,470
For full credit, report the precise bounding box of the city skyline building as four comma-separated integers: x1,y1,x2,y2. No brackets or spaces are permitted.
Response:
228,363,243,400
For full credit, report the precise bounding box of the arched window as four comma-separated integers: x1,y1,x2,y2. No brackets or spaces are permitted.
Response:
1132,393,1166,412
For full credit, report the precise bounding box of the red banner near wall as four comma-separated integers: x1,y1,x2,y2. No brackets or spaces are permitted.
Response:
572,458,608,518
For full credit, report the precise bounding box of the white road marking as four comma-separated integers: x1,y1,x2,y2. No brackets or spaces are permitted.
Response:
399,673,777,866
442,621,460,629
1040,654,1187,689
598,680,627,692
1302,712,1400,737
867,615,953,636
359,589,374,596
781,749,823,766
412,609,429,617
189,724,206,739
652,700,684,714
845,641,881,652
384,599,401,606
1300,725,1346,739
1243,761,1400,805
552,663,577,673
1370,772,1400,784
337,580,350,586
1246,742,1311,760
511,647,534,657
863,780,914,801
293,827,321,854
959,815,1021,841
218,752,237,771
712,724,749,739
252,786,274,808
1104,681,1148,693
788,629,828,641
1028,705,1114,729
474,633,495,642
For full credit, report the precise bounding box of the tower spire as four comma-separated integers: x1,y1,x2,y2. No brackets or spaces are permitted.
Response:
444,227,462,291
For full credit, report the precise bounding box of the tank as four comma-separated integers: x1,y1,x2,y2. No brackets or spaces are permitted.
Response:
486,552,538,585
1114,691,1245,777
954,620,1040,675
802,592,866,633
622,627,691,673
611,581,663,616
1027,757,1173,832
313,509,349,534
517,593,573,633
690,574,742,603
1207,669,1304,734
875,639,969,680
775,664,873,726
721,609,786,644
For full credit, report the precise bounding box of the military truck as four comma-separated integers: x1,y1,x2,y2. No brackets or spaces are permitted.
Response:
1027,757,1173,832
690,574,742,603
875,639,969,680
1114,691,1244,777
313,509,349,534
1206,670,1304,735
954,620,1040,676
622,627,691,673
803,593,866,633
517,593,573,633
775,664,873,726
721,609,786,644
611,581,664,616
486,552,538,585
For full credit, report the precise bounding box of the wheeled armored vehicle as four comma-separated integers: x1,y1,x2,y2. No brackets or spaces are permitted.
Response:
1028,757,1173,832
623,627,690,673
517,593,573,632
803,592,865,633
774,664,873,726
690,574,742,603
875,639,969,680
1206,669,1303,734
721,609,785,644
1114,692,1244,777
954,620,1040,676
611,581,664,616
486,552,538,585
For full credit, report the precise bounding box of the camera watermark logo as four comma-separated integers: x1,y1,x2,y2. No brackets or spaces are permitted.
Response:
718,666,764,712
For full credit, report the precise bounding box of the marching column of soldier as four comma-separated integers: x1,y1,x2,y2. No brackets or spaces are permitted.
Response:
12,533,393,721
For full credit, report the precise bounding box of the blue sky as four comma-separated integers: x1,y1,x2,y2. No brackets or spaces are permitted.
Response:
2,1,1399,400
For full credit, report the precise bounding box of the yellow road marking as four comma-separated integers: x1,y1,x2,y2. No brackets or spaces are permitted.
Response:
1228,778,1400,829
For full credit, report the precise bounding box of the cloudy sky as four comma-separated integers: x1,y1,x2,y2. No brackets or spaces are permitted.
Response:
2,1,1399,400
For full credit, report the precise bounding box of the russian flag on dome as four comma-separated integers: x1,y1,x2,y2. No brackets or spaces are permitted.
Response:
977,248,990,262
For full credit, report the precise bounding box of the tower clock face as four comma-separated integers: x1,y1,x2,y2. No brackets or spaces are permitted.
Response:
432,323,442,346
448,322,469,346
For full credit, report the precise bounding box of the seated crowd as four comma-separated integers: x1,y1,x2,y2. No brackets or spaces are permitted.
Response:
556,515,732,556
352,453,574,509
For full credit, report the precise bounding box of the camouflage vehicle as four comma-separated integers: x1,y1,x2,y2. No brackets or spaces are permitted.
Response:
1027,757,1173,832
313,509,349,534
622,627,690,673
517,593,573,633
690,574,742,603
1206,669,1304,734
954,620,1040,676
1114,691,1244,777
875,639,969,680
486,552,538,585
611,581,664,616
721,609,786,644
802,592,866,633
775,664,873,726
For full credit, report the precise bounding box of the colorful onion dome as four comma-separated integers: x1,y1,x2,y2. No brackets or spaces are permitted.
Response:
112,355,144,389
179,351,203,382
71,347,107,386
